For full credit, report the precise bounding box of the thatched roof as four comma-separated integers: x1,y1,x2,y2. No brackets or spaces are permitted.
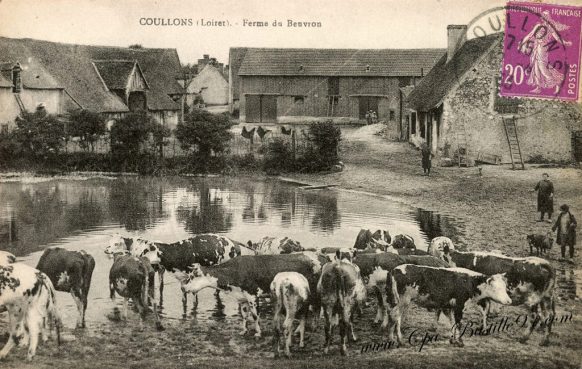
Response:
237,48,445,77
406,34,501,111
0,37,184,113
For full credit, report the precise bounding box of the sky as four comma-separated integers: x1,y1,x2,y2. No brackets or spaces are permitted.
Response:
0,0,580,65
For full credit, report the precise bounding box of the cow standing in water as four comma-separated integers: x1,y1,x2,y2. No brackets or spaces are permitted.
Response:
353,229,394,252
247,236,307,254
0,263,62,361
36,248,95,328
385,265,512,347
270,272,311,358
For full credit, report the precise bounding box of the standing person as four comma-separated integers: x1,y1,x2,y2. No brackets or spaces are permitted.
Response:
421,143,433,176
533,173,554,222
552,204,577,260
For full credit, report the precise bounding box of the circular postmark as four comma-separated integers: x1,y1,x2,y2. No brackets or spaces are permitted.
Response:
448,4,579,119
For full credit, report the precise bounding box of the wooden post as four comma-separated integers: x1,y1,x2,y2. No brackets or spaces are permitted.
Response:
291,129,297,163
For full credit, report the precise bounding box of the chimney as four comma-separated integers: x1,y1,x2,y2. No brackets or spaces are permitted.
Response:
447,25,467,63
12,63,22,93
203,54,209,59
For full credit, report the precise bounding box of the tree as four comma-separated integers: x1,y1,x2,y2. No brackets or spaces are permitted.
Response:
175,109,232,161
110,111,155,169
13,109,66,159
67,109,106,152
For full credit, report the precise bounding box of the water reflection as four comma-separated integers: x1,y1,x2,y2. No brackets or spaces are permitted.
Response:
415,209,463,247
176,184,233,234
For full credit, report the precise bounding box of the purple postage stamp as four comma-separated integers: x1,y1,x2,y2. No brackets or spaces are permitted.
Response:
500,2,582,101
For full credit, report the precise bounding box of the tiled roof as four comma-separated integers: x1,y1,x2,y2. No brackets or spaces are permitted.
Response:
238,48,445,77
93,60,137,90
406,34,502,111
0,60,62,90
0,37,184,113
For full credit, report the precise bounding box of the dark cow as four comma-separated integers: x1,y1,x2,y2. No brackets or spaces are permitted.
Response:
386,265,512,347
247,236,305,254
36,248,95,328
0,263,62,361
317,261,367,355
106,234,255,309
429,249,556,345
391,234,416,249
175,252,325,336
353,252,449,325
526,233,554,256
109,252,163,330
353,229,392,251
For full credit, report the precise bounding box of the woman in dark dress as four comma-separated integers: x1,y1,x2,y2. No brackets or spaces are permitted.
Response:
534,173,554,222
421,143,432,176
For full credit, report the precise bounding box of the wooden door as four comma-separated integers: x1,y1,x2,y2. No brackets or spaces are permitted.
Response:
358,96,379,119
246,95,260,123
261,95,277,123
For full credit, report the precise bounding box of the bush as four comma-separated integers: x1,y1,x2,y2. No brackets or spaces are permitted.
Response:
13,110,66,161
175,109,233,172
262,138,294,173
296,121,342,172
67,109,106,152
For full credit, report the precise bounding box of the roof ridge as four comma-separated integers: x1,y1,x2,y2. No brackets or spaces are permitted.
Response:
0,36,177,52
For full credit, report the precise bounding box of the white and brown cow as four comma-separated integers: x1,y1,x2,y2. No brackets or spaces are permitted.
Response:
108,251,164,331
270,272,311,358
428,249,557,345
0,251,16,265
385,265,512,347
247,236,305,254
36,248,95,328
427,236,455,261
317,260,367,356
391,234,416,250
176,253,325,336
353,229,393,251
0,263,62,361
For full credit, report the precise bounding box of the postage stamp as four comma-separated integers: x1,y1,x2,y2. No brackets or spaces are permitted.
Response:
500,2,582,101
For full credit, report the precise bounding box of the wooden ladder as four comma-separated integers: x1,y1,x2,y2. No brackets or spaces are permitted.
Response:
457,122,469,167
14,93,26,113
502,116,525,170
327,96,337,117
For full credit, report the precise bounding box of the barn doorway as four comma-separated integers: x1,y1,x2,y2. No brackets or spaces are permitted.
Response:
358,96,379,119
128,91,146,112
573,131,582,162
245,94,277,123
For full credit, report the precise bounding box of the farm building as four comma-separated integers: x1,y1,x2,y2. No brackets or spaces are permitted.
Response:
229,47,444,135
406,25,582,164
185,64,229,106
0,37,184,129
0,60,65,130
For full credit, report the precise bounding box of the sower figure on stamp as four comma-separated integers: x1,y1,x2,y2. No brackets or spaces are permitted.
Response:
533,173,554,222
421,143,433,176
552,204,577,261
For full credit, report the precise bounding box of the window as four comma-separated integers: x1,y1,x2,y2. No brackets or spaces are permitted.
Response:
294,96,304,104
389,110,396,121
328,77,339,96
410,112,417,134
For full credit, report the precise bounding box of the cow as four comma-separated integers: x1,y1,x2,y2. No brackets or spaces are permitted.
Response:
247,236,306,254
270,272,310,358
175,253,325,336
108,251,164,331
35,248,95,328
427,249,556,345
385,265,512,347
353,252,449,326
317,260,367,355
427,236,455,259
526,233,554,256
105,234,255,310
353,229,392,251
391,234,416,249
0,251,16,265
0,263,62,361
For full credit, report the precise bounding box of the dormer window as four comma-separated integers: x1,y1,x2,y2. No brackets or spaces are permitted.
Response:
12,63,22,93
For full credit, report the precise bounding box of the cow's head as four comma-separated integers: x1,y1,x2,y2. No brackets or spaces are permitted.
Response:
105,234,132,257
371,229,391,247
478,273,512,305
335,248,357,263
238,293,258,321
132,239,162,266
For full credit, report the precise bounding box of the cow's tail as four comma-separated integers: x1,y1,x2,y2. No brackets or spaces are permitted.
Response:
39,275,62,345
385,271,400,308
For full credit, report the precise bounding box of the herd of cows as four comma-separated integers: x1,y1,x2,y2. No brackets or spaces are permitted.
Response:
0,229,557,360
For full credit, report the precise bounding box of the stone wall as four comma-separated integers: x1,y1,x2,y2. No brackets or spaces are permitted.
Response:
440,41,582,163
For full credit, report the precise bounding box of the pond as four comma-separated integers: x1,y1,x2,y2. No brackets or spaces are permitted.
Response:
0,175,462,328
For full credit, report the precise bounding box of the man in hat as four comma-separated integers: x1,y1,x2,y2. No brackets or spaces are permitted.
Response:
552,204,577,260
533,173,554,222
